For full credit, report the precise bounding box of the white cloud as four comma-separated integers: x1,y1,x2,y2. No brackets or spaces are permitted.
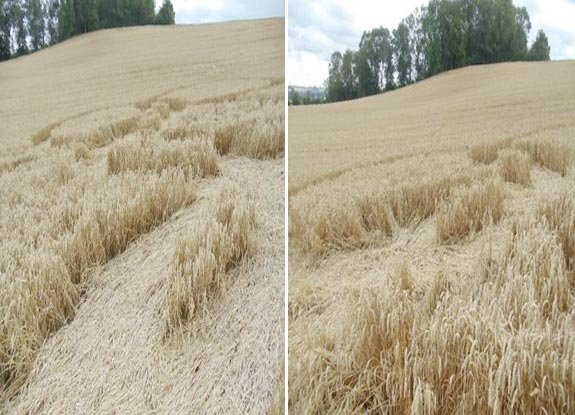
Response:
516,0,575,60
172,0,284,24
288,50,329,86
288,0,425,85
289,0,575,86
564,44,575,59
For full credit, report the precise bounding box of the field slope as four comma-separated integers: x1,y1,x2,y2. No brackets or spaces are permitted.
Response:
0,18,284,413
289,61,575,414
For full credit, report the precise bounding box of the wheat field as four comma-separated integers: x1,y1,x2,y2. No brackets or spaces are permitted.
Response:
289,61,575,414
0,18,284,413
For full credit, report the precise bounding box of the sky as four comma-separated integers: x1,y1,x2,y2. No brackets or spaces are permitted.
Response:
288,0,575,86
171,0,285,24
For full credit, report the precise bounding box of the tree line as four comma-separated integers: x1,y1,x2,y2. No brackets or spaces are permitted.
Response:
0,0,175,61
289,86,326,105
325,0,550,103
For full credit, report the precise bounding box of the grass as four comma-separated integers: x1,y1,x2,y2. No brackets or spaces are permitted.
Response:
166,189,256,332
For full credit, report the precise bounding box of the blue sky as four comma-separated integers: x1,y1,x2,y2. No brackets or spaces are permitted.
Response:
288,0,575,86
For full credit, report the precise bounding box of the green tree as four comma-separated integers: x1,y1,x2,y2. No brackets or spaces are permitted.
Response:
407,8,425,81
58,0,75,40
360,27,390,91
74,0,99,34
46,0,60,44
156,0,174,25
528,29,550,61
356,32,379,97
0,0,11,60
13,1,27,55
393,20,412,86
142,0,155,24
130,0,155,25
98,0,122,28
341,49,358,100
323,0,545,103
438,0,466,70
291,90,301,105
326,51,344,102
420,2,440,76
513,6,531,59
378,27,395,90
26,0,46,51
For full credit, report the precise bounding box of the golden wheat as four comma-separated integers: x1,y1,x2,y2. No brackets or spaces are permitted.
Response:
289,62,575,414
74,144,92,161
134,96,158,111
468,138,513,164
107,137,219,178
154,101,171,119
269,362,285,415
50,116,141,149
515,140,574,176
161,97,189,112
166,190,256,332
468,138,573,177
290,211,575,413
31,121,62,145
0,168,196,396
436,179,505,243
0,18,284,413
0,154,35,175
213,102,285,158
498,148,532,185
539,195,575,270
291,169,495,256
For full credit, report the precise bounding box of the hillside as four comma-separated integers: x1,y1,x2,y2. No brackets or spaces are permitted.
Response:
289,61,574,195
0,18,283,150
0,18,284,413
289,61,575,414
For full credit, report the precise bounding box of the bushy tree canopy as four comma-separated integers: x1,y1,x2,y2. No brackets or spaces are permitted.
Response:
0,0,176,61
326,0,550,103
528,30,550,61
156,0,174,25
